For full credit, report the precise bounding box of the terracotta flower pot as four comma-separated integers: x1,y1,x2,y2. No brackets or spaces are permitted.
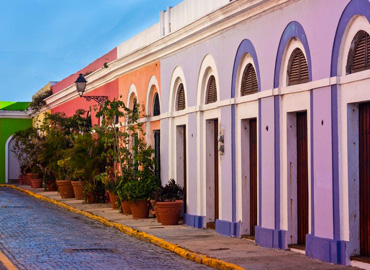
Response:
27,173,38,186
56,180,75,199
130,200,149,219
71,181,84,200
121,201,132,215
31,179,42,189
85,192,94,204
156,200,183,225
47,181,57,191
108,192,119,209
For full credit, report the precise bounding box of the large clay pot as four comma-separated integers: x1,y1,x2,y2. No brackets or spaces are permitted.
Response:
31,179,42,189
121,201,132,215
71,181,84,200
156,200,183,225
85,192,94,204
130,200,149,219
27,173,38,186
56,180,75,199
108,192,119,209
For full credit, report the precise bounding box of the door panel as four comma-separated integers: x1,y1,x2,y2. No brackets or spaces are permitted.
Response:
360,103,370,256
249,119,257,235
297,112,308,245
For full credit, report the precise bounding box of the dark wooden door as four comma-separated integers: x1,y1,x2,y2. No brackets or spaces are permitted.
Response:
214,120,219,221
297,112,308,245
249,119,258,235
154,131,161,185
360,103,370,256
183,126,187,213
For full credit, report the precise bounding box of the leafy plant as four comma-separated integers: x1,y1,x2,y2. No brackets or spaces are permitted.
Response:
28,89,52,113
153,179,184,202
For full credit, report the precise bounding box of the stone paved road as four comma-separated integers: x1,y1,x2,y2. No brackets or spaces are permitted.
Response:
0,187,211,270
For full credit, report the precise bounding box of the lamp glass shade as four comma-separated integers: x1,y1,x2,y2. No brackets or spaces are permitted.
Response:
75,74,87,96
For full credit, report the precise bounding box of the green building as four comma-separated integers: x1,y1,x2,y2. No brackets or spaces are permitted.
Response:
0,101,32,184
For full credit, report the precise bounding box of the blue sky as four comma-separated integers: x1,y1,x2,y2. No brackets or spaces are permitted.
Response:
0,0,183,102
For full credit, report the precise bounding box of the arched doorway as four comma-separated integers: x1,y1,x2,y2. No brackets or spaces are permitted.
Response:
5,135,21,183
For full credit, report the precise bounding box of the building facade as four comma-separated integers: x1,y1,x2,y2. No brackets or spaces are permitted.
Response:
40,0,370,266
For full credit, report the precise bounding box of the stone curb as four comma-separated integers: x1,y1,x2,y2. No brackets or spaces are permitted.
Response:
0,185,245,270
0,250,17,270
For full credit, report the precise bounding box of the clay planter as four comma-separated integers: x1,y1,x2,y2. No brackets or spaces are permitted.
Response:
85,193,94,204
108,192,119,209
56,180,75,199
121,201,132,215
130,200,149,219
156,200,183,225
47,181,57,191
27,173,38,186
71,181,84,200
31,179,42,189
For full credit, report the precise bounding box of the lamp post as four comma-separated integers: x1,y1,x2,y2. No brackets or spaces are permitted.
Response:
75,73,108,105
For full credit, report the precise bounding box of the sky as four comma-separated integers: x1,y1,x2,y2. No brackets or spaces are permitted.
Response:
0,0,183,102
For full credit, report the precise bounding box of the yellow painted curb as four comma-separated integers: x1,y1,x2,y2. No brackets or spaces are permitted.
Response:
0,185,245,270
0,250,18,270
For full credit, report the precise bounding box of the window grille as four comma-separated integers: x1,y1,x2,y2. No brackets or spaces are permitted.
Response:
206,75,217,104
241,64,258,95
287,48,309,86
177,84,186,111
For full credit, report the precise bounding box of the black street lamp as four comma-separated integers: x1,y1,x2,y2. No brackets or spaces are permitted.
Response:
75,73,108,105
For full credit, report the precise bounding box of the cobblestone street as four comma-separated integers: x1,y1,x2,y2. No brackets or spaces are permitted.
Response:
0,187,210,270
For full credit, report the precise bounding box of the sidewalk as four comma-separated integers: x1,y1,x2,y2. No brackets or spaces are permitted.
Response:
9,185,354,270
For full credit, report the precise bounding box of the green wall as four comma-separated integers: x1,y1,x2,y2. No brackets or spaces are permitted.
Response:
0,101,30,111
0,118,32,183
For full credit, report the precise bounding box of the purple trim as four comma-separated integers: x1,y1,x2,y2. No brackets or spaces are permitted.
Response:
231,105,236,223
231,39,261,98
274,96,281,230
273,21,312,232
330,0,370,241
215,219,240,237
255,226,287,249
258,99,262,226
310,91,315,235
274,21,313,88
306,234,348,265
184,213,204,229
230,40,260,223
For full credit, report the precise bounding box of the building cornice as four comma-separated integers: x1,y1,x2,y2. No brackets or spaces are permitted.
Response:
0,110,32,119
44,0,290,110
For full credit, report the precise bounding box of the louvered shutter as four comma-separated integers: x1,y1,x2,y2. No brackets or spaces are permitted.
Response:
241,64,258,96
288,48,309,86
177,84,186,111
153,93,160,116
206,75,217,104
351,32,370,73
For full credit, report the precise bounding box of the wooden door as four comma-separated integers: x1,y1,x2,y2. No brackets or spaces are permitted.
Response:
249,119,258,235
360,103,370,256
154,131,161,185
214,120,219,221
182,126,187,213
297,112,308,245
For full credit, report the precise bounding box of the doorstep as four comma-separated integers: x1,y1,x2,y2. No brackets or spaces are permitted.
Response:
5,185,354,270
288,244,306,255
351,257,370,270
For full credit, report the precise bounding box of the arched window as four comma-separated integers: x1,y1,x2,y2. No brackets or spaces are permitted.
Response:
176,83,186,111
153,93,160,116
241,64,258,95
206,75,217,104
287,48,309,86
347,30,370,74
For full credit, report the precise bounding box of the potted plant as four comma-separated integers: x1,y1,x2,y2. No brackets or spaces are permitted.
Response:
96,172,119,209
154,179,184,225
